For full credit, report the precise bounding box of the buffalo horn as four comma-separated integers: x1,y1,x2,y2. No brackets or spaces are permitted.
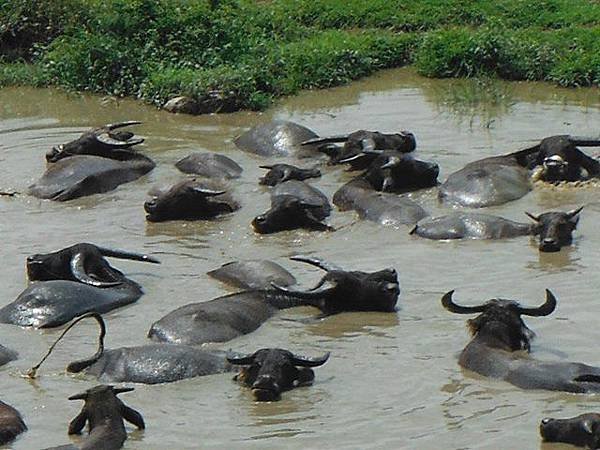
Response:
441,290,487,314
568,136,600,146
105,120,142,131
525,211,540,222
380,156,402,170
259,165,274,170
189,186,227,197
96,133,144,147
566,206,584,219
68,391,88,401
270,279,337,299
291,352,331,367
300,134,348,146
290,255,343,272
338,153,369,164
516,289,557,317
113,386,135,395
226,351,256,365
70,252,122,288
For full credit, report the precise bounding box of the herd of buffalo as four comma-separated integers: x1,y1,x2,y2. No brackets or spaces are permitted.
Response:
2,119,600,448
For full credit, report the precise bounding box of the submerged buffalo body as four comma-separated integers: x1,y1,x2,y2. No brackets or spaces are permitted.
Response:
442,290,600,392
0,400,26,446
207,260,297,290
150,257,399,345
144,179,239,222
0,346,17,367
228,348,330,401
253,180,332,233
28,153,155,201
412,208,582,252
259,164,321,186
175,153,243,179
0,280,143,328
234,121,319,157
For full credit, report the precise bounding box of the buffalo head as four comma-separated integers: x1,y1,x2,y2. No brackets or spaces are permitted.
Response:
441,290,556,352
525,207,583,252
271,256,400,313
67,385,144,435
362,153,439,193
540,413,600,449
331,130,416,168
259,164,321,186
252,196,332,234
144,180,238,222
46,121,144,163
227,348,329,401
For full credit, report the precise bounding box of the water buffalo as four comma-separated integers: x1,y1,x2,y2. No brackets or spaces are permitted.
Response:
0,400,26,446
234,120,319,157
540,413,600,448
45,121,144,163
0,279,144,328
333,181,428,227
439,135,600,207
149,256,399,344
28,151,155,201
175,152,243,179
144,179,239,222
45,385,144,450
411,207,582,251
259,164,321,186
207,260,296,290
0,345,17,367
26,243,159,287
252,180,332,233
228,348,330,401
302,130,416,168
442,290,600,392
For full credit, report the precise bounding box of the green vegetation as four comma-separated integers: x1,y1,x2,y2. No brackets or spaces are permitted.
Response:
2,0,600,113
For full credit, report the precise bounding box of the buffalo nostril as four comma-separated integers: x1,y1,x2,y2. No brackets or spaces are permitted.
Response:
543,238,556,244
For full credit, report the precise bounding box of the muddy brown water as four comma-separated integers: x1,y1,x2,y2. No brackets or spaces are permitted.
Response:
1,68,600,449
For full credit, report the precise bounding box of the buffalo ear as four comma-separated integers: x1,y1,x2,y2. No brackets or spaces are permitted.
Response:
121,405,145,430
68,410,88,435
582,419,594,435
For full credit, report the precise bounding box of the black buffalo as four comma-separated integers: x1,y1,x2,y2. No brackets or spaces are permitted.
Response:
442,290,600,392
175,152,243,179
45,385,144,450
207,260,297,290
234,121,320,158
149,256,399,345
0,401,26,446
540,413,600,449
252,180,332,233
144,179,239,222
228,348,330,401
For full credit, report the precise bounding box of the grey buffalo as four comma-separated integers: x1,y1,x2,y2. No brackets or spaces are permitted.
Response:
149,256,399,345
44,385,144,450
252,180,332,233
302,130,416,168
207,260,297,290
439,135,600,207
411,207,582,251
29,121,154,201
540,413,600,449
228,348,330,401
0,401,26,446
234,120,319,157
144,179,239,222
442,290,600,392
175,152,243,179
259,164,321,186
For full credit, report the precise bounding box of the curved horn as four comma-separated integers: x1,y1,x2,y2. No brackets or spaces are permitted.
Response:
525,211,540,222
68,391,88,401
96,133,144,147
226,351,257,365
113,386,135,395
105,121,142,131
380,156,402,170
188,186,227,197
441,290,487,314
291,351,330,367
568,136,600,146
566,206,584,219
300,134,349,146
259,165,274,170
338,153,369,164
517,289,557,317
70,253,122,288
270,279,338,300
289,255,343,272
27,312,106,378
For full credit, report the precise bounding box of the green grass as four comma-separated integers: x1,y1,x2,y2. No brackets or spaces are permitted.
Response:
2,0,600,112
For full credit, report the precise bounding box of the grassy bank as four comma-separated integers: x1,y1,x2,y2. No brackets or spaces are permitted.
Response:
2,0,600,113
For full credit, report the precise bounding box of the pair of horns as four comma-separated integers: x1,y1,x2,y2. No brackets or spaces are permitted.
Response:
442,289,557,316
525,206,584,222
95,121,144,147
227,349,330,367
69,385,134,401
